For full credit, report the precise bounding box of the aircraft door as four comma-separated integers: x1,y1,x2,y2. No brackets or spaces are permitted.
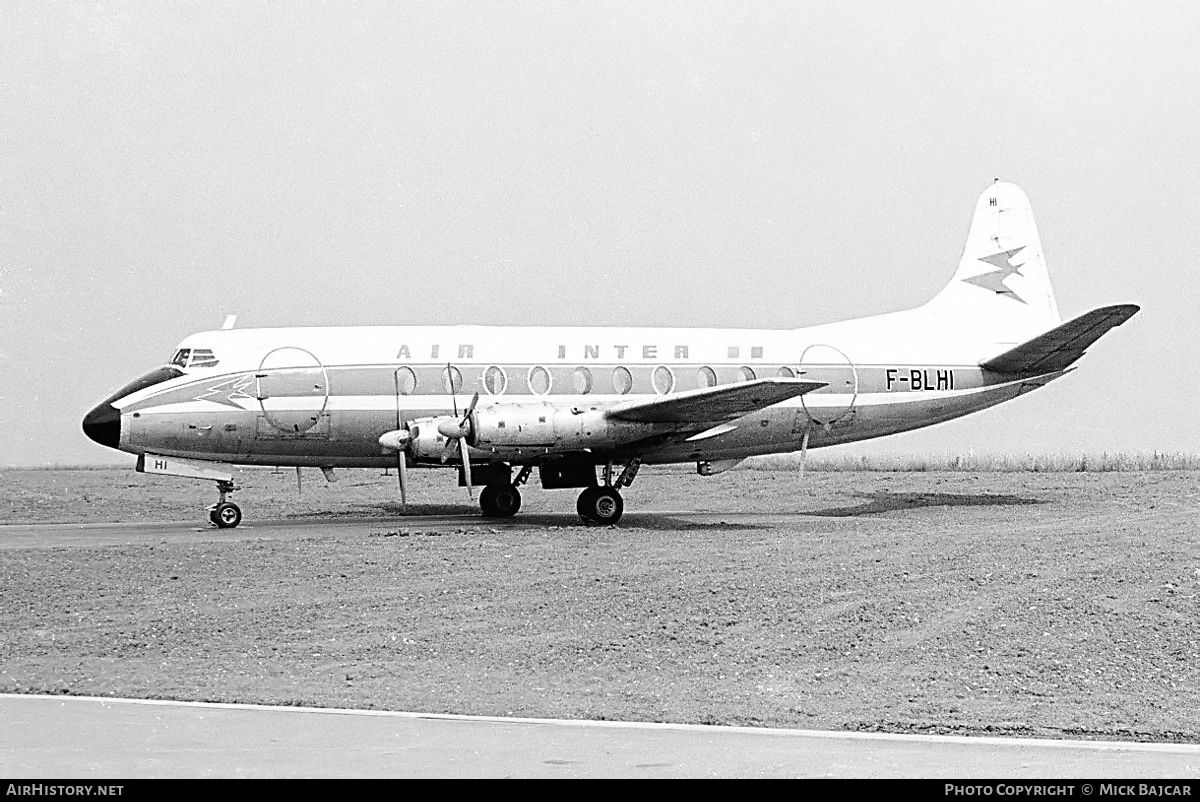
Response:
255,347,330,438
797,344,858,429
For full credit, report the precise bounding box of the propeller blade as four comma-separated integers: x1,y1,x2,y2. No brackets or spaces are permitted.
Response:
397,449,408,507
461,392,480,426
799,426,811,480
439,370,475,501
460,436,473,499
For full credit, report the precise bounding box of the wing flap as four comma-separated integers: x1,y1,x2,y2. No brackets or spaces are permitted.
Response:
607,378,826,424
981,304,1139,375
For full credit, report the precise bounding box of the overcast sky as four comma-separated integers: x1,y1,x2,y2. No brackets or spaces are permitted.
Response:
2,1,1197,467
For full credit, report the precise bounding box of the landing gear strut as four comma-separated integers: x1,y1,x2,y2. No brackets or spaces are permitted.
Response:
207,480,242,529
576,458,641,525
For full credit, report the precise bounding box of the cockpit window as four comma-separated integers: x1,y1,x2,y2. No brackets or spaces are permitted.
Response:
167,348,219,369
189,349,219,368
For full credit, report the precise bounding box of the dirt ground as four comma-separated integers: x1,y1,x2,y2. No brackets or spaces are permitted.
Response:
1,466,1197,742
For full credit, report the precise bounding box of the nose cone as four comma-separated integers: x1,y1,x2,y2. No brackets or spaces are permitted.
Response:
82,402,121,450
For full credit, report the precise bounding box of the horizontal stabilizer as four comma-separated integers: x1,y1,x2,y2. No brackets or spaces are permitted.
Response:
981,304,1140,375
608,378,826,424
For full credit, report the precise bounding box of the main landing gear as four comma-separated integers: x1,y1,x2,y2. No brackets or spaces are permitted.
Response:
479,483,522,517
479,465,531,518
575,458,641,526
207,479,242,529
476,460,641,525
576,485,623,525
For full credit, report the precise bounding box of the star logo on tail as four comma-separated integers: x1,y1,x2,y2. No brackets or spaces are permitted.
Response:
193,373,257,409
963,246,1028,303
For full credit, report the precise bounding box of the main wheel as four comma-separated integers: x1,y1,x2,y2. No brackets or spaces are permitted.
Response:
480,484,521,518
576,486,623,525
210,501,242,529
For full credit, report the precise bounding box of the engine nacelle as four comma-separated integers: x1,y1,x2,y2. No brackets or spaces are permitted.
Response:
469,404,654,453
405,417,460,461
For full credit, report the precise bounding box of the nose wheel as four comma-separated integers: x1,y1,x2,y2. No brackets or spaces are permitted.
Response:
208,501,242,528
208,480,242,528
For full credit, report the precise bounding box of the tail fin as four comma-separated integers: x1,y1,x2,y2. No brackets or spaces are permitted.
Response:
923,182,1061,345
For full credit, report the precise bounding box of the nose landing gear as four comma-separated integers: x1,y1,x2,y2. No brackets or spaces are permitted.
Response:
208,480,242,529
136,454,245,530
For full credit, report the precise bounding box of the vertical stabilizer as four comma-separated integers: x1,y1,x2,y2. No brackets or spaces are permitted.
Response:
923,182,1061,345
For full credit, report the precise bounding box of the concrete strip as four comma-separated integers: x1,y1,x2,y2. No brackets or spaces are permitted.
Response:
2,695,1198,779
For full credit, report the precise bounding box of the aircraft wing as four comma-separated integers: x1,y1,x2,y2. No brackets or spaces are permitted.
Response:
981,304,1140,375
606,378,826,424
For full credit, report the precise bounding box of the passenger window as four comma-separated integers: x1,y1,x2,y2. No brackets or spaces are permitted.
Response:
529,366,552,395
483,365,507,395
653,365,675,394
573,366,593,394
396,367,417,395
441,366,463,394
612,366,633,395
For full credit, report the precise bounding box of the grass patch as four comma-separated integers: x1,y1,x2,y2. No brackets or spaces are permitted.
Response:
748,451,1200,472
1,462,128,471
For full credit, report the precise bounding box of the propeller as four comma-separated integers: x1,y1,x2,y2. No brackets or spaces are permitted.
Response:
437,391,479,498
377,366,479,506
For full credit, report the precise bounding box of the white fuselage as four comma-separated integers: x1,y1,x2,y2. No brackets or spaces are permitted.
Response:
104,309,1054,469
